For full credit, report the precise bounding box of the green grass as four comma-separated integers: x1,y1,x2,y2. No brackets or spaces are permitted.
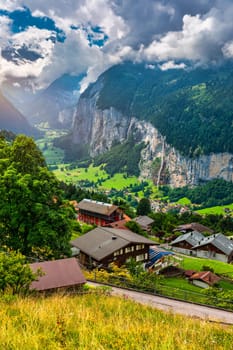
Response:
100,173,139,190
159,277,202,292
53,164,108,183
196,203,233,216
218,280,233,290
179,255,233,278
177,197,191,205
1,293,233,350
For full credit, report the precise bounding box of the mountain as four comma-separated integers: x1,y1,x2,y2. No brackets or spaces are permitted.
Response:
63,62,233,187
0,91,39,137
21,74,84,129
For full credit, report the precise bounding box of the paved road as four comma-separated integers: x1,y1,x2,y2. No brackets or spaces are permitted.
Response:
88,281,233,325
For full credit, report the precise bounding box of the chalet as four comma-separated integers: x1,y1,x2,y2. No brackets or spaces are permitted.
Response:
170,231,205,255
192,233,233,263
30,258,86,292
133,216,154,232
78,199,122,226
173,222,213,235
71,227,154,268
189,271,220,289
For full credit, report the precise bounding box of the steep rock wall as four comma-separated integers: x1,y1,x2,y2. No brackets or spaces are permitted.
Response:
72,90,233,187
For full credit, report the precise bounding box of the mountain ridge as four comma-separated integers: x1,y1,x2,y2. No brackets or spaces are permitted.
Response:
0,90,39,137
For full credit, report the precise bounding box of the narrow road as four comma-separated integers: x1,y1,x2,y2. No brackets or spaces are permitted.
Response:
88,281,233,325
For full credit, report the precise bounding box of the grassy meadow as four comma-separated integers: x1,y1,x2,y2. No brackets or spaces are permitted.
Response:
1,292,233,350
196,204,233,216
180,255,233,278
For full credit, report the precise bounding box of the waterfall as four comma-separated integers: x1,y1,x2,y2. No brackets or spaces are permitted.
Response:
157,136,165,188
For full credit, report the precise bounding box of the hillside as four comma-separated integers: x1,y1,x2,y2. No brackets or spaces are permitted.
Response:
23,74,84,129
0,91,39,137
86,62,233,157
65,62,233,187
1,292,232,350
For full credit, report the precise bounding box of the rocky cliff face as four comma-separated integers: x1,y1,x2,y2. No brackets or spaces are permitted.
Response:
72,84,233,187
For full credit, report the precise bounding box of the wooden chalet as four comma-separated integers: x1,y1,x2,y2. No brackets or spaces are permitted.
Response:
173,222,213,234
189,271,220,289
170,231,205,256
133,215,154,232
78,199,122,226
30,258,86,292
192,233,233,263
71,227,154,268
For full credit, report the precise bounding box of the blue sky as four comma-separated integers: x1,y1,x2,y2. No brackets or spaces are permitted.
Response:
0,0,233,92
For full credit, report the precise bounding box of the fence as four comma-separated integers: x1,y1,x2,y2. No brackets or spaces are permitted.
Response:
89,275,233,311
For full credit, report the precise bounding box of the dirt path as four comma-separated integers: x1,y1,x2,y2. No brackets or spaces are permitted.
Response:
88,281,233,325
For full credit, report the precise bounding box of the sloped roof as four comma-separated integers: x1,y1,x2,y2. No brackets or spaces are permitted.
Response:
133,216,154,227
30,258,86,291
146,248,174,268
104,219,128,229
78,199,118,216
71,227,154,261
173,223,213,234
189,271,220,286
171,231,205,247
192,233,233,256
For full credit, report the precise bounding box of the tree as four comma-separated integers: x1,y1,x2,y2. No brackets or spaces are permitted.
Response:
0,251,41,294
0,135,74,259
136,198,151,215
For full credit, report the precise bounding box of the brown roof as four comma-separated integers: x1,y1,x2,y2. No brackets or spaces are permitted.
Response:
30,258,86,291
173,223,214,234
189,271,220,286
71,227,155,261
104,219,128,229
134,216,154,228
78,199,118,216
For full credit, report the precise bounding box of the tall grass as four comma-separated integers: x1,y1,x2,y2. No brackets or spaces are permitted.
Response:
0,293,232,349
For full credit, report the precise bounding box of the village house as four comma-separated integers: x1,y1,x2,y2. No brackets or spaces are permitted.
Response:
145,246,176,273
77,199,122,226
71,227,154,268
30,258,86,292
173,222,214,235
133,215,154,232
170,231,205,256
189,271,221,289
192,233,233,263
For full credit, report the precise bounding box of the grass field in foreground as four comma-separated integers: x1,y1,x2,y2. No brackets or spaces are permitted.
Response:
0,293,233,350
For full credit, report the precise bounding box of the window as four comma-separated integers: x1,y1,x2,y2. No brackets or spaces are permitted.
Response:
136,254,145,262
125,247,131,253
136,244,145,250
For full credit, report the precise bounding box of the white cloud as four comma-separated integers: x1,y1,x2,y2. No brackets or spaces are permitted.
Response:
1,1,233,92
142,14,218,62
159,60,186,70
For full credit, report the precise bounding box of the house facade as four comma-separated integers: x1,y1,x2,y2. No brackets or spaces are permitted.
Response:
71,227,154,268
78,199,122,226
192,233,233,263
170,231,205,256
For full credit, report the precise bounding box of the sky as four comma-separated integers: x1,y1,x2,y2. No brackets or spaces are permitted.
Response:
1,0,233,92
